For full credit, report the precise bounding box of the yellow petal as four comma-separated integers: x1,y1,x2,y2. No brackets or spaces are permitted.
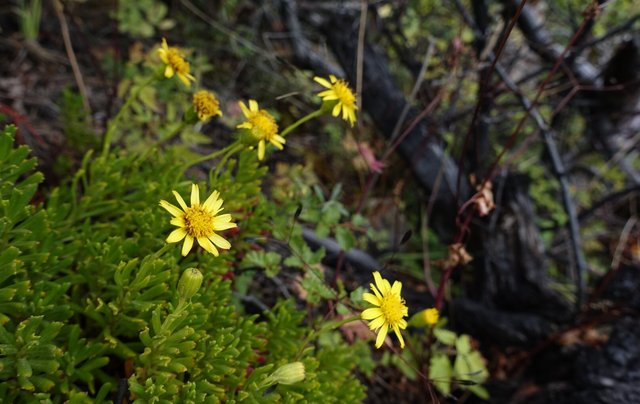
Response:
329,75,337,83
197,237,219,256
178,73,192,87
274,134,286,144
239,101,250,117
190,183,200,206
172,191,188,210
158,48,168,63
181,235,194,256
209,233,231,250
164,65,174,78
159,200,183,218
314,76,332,88
258,140,265,160
375,326,388,348
203,190,220,210
342,104,349,120
166,228,187,243
213,220,237,231
170,217,185,227
391,281,402,296
362,292,381,306
318,90,338,100
393,325,405,349
373,272,384,292
248,99,259,112
210,199,224,215
367,315,386,331
332,103,341,117
270,138,284,150
369,283,382,300
398,319,408,329
361,308,383,320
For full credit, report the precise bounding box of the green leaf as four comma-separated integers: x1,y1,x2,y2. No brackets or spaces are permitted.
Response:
433,328,457,346
335,227,356,251
240,250,282,277
429,353,452,396
455,335,472,354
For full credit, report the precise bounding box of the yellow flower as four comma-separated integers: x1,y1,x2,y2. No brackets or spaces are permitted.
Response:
237,100,285,160
424,308,439,326
157,38,196,87
361,271,409,349
314,75,358,127
193,90,222,121
159,184,237,256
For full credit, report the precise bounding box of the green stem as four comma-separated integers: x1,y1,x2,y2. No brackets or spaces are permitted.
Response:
212,142,244,179
161,299,189,333
153,244,172,259
185,139,243,169
136,121,188,163
280,109,324,137
295,315,361,360
101,75,157,157
155,121,188,148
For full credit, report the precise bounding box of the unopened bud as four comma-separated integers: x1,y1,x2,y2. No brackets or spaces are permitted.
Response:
269,362,305,385
178,268,203,300
424,308,439,326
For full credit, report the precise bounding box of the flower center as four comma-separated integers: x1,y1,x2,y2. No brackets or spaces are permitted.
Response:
248,110,278,141
379,294,406,325
333,81,356,106
193,91,220,118
183,205,214,238
166,48,190,75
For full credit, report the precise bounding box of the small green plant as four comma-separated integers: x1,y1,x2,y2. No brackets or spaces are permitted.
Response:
15,0,42,41
115,0,175,38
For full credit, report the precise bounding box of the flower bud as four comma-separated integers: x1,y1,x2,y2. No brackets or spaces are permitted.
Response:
424,308,439,326
178,268,203,300
269,362,305,385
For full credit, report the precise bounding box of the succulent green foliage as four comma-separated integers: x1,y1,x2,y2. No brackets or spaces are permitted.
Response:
0,124,369,402
245,301,366,403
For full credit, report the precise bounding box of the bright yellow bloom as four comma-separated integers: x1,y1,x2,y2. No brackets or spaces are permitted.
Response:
159,184,237,256
193,90,222,121
314,75,358,127
157,38,196,87
361,271,409,349
237,100,285,160
424,308,439,326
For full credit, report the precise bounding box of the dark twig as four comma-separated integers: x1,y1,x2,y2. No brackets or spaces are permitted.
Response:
455,0,529,196
280,0,343,76
505,0,598,83
301,227,382,273
494,64,588,309
578,185,640,222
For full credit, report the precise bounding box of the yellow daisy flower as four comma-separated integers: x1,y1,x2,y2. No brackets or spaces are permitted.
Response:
193,90,222,122
314,75,358,127
424,308,439,326
361,271,409,349
157,38,196,87
159,184,237,256
237,100,285,160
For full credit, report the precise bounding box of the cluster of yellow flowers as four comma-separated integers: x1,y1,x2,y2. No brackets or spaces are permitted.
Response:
158,38,358,161
157,38,360,257
156,39,434,353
